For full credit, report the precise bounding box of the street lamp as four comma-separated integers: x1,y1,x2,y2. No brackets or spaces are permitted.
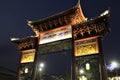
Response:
39,62,45,72
79,69,84,74
79,69,87,80
111,61,118,77
111,61,118,69
39,63,45,68
38,62,45,80
39,67,43,72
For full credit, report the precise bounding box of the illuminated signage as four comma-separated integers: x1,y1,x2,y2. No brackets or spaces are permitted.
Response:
74,37,99,57
39,25,72,44
21,49,35,63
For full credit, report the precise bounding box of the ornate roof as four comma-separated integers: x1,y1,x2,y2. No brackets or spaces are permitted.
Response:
11,2,110,45
11,36,38,50
72,10,110,40
27,3,86,34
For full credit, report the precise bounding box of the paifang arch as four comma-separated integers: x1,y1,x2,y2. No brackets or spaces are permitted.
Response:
11,2,110,80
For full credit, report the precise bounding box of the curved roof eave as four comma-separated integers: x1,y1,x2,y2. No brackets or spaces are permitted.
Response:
27,3,86,26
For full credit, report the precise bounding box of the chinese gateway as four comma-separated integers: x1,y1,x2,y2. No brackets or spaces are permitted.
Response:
11,1,110,80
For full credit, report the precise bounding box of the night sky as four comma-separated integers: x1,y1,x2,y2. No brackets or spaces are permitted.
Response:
0,0,120,71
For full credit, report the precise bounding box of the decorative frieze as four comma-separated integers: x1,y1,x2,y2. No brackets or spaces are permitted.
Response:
11,36,38,50
17,41,34,50
73,14,110,40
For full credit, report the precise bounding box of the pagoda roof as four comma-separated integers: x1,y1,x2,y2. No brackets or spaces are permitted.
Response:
11,36,38,50
27,3,86,33
72,9,110,40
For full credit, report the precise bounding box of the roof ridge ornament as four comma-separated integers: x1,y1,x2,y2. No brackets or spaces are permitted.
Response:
100,9,110,16
77,0,80,5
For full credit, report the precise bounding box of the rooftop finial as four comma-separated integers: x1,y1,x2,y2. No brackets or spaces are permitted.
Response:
77,0,80,5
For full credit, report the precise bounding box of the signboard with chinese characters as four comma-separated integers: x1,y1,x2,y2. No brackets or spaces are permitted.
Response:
21,49,35,63
39,25,72,44
74,37,99,57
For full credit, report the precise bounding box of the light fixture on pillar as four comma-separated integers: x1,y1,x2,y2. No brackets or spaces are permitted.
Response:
86,63,90,71
24,68,28,73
